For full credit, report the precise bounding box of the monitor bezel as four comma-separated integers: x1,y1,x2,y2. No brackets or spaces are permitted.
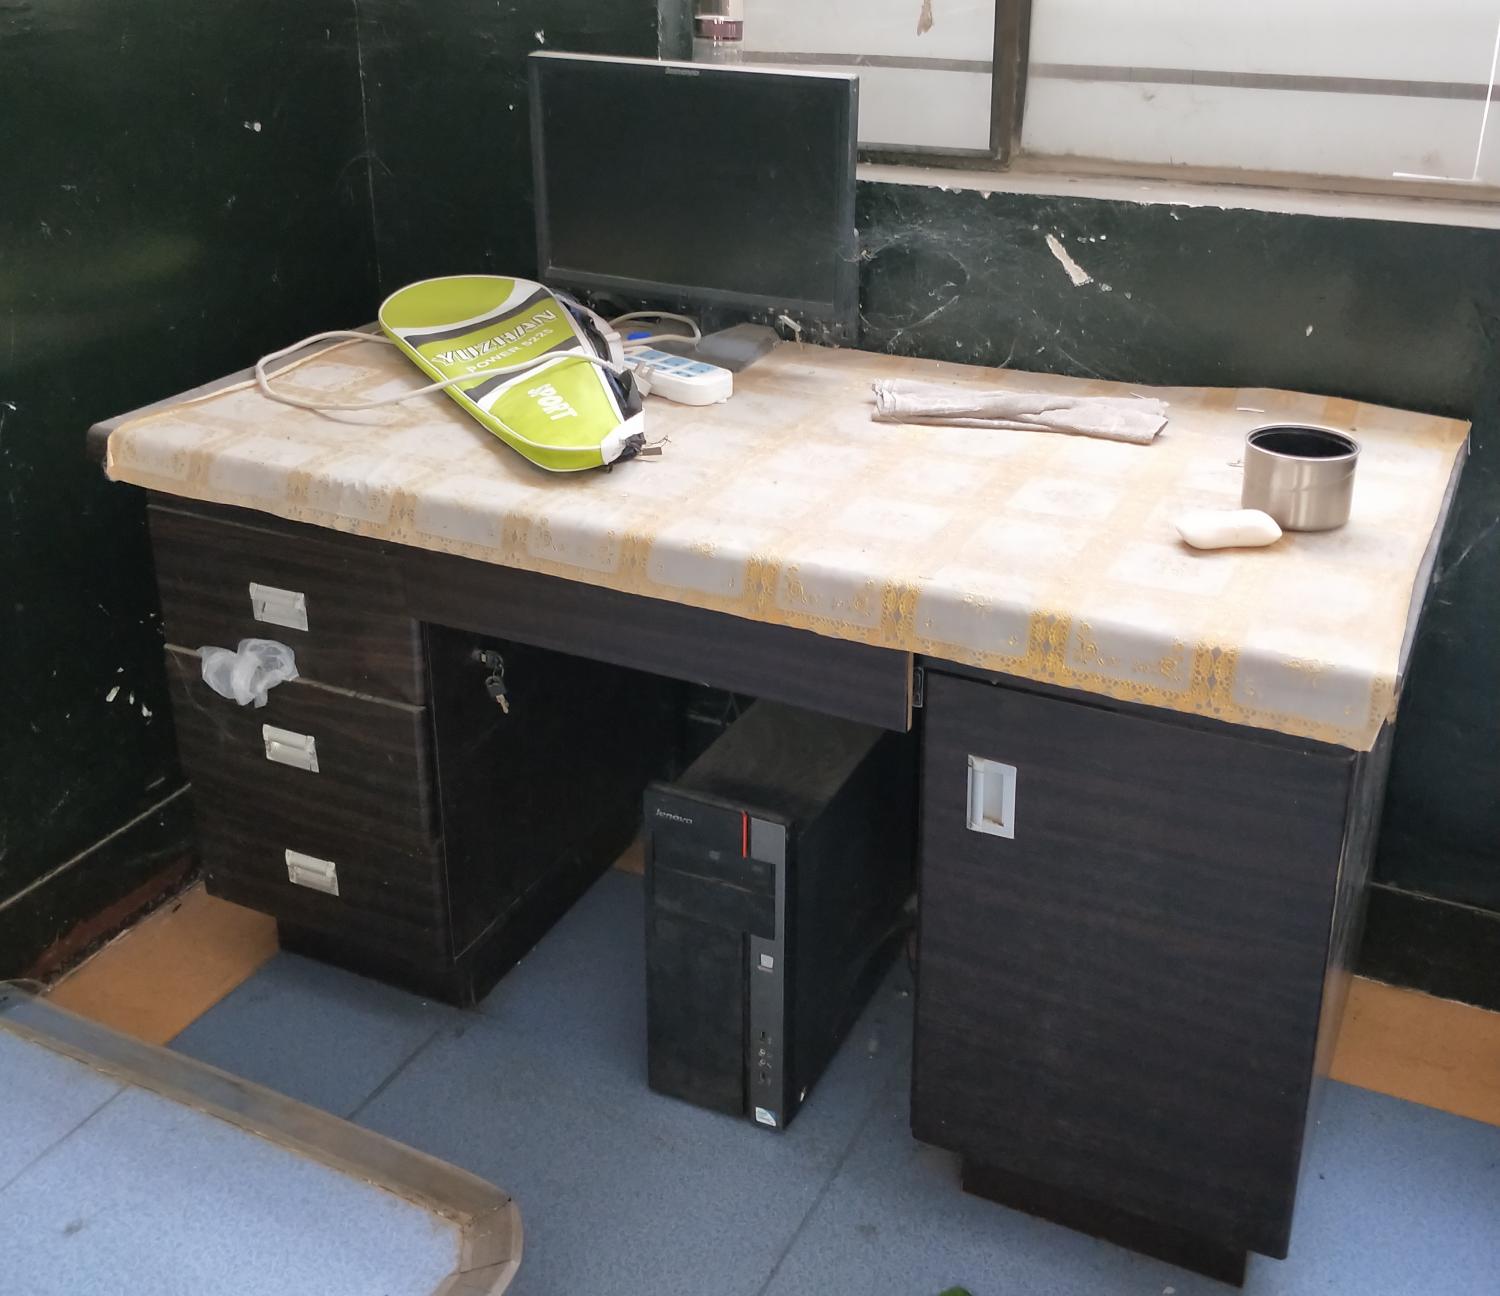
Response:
529,52,860,343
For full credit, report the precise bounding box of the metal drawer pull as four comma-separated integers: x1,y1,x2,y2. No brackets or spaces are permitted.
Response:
285,849,339,896
262,724,319,772
966,755,1017,839
249,582,308,632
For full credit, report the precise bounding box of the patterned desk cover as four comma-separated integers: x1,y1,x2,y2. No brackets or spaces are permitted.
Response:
102,338,1468,751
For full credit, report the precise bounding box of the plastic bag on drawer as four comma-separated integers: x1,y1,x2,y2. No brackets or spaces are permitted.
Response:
199,638,299,708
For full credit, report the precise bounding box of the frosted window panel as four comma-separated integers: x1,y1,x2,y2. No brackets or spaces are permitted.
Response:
1023,0,1500,185
1028,1,1495,81
1480,97,1500,176
1024,82,1496,184
746,0,999,152
751,63,993,151
752,0,996,61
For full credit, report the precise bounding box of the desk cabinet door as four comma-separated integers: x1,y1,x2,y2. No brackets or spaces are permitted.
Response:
913,672,1352,1258
426,626,681,958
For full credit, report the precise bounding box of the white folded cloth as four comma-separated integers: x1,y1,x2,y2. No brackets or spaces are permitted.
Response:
871,379,1169,445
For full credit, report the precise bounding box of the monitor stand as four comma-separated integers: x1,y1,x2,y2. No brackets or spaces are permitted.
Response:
653,323,779,373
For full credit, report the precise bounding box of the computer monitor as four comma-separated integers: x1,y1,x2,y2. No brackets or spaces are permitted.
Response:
529,52,859,344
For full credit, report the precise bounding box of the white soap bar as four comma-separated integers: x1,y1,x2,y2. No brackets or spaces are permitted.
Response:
1175,508,1283,550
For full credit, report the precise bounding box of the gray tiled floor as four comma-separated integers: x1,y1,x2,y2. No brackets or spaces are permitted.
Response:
0,1037,460,1296
172,870,1500,1295
353,875,910,1296
0,1032,121,1190
170,951,454,1117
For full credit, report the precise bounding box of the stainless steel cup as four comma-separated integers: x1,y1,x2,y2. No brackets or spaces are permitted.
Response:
1241,424,1359,531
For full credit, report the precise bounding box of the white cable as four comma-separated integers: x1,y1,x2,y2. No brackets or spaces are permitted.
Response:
254,329,626,412
610,310,701,335
609,310,703,352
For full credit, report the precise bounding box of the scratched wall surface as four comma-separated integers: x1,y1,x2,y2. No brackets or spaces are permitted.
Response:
0,1,375,973
353,0,660,294
858,181,1500,919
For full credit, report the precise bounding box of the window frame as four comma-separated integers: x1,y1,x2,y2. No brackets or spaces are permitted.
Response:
669,0,1500,204
688,0,1031,166
859,0,1032,167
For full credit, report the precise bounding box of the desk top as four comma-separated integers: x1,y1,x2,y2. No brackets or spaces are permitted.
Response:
101,337,1468,751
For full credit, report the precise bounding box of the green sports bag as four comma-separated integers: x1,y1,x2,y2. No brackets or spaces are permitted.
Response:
379,275,646,472
254,275,648,472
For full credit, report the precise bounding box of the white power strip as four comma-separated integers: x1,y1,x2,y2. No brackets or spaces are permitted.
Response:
626,348,734,406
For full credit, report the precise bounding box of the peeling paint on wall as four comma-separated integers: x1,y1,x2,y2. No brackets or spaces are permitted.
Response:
1045,232,1094,287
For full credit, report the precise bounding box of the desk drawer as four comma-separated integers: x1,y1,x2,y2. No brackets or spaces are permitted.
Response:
150,503,425,703
197,803,449,960
402,547,913,731
165,646,437,853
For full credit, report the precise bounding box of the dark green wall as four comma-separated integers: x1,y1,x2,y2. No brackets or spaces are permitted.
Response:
354,0,659,293
0,1,375,973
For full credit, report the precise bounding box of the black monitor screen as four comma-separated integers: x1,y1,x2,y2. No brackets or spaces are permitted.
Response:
530,54,858,335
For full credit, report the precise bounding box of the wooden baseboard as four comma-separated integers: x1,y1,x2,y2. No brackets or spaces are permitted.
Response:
1332,976,1500,1128
1357,883,1500,1013
47,884,278,1045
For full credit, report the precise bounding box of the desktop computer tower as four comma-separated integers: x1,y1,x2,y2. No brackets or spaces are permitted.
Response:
644,702,915,1131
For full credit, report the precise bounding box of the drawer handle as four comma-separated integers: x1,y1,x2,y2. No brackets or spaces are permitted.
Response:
966,755,1017,839
263,724,319,772
249,582,308,632
286,849,339,896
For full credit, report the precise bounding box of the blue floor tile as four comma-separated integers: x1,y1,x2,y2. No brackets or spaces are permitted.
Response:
762,1070,1500,1296
762,1063,1227,1296
0,1032,122,1190
357,872,912,1296
170,869,1500,1295
474,869,648,1064
0,1079,459,1296
1274,1082,1500,1294
168,952,452,1116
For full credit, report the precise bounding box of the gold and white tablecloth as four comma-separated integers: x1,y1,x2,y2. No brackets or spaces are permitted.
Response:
103,338,1468,751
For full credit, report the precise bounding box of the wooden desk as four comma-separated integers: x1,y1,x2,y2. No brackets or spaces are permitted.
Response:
92,340,1466,1283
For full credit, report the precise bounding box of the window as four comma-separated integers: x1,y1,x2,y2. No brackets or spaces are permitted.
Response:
725,1,1500,192
742,1,1026,160
1023,1,1500,188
